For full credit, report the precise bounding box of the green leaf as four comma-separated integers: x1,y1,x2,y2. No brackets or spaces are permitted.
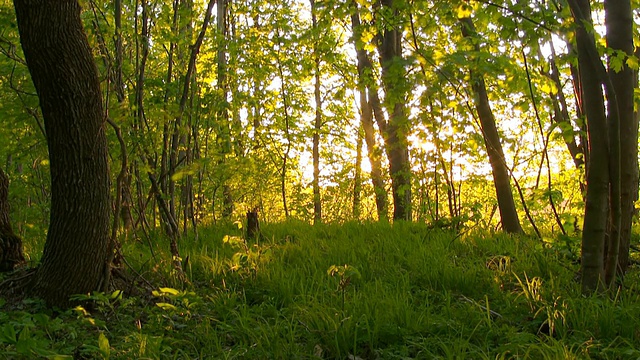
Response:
327,265,340,276
456,4,473,19
158,287,180,296
98,332,110,359
155,302,178,311
344,267,361,280
626,55,638,70
0,323,17,344
109,290,123,300
609,52,624,73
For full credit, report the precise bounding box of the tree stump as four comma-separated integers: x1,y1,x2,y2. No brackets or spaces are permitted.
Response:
246,208,260,241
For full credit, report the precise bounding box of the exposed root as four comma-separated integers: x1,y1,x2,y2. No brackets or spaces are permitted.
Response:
0,267,36,308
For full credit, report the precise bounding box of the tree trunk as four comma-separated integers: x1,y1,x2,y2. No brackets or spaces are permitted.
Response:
13,0,111,307
350,5,389,222
310,0,322,224
216,0,234,219
545,44,585,171
0,167,25,272
275,32,292,219
460,17,523,234
378,0,412,221
567,0,611,294
604,0,637,278
353,127,363,220
246,208,260,241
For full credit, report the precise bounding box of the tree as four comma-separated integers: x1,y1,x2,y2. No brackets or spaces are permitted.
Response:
377,0,412,221
0,166,25,272
350,2,389,222
12,0,111,307
310,0,323,224
604,0,638,279
565,0,635,293
459,16,523,234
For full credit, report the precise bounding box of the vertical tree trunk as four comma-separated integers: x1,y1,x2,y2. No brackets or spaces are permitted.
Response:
350,5,389,222
460,17,523,234
604,0,637,278
378,0,412,221
0,167,25,272
160,0,179,219
246,208,260,241
353,128,363,220
13,0,111,307
567,0,611,293
217,0,234,219
275,30,292,219
310,0,323,225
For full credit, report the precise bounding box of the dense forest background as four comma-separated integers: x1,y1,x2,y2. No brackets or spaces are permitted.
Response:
0,1,634,233
0,0,639,292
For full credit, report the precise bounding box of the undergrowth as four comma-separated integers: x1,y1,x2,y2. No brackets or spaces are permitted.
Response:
1,221,639,359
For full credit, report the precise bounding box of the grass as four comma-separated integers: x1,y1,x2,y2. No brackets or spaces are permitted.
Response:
1,220,639,359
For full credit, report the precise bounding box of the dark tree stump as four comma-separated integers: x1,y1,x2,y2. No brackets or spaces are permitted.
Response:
0,167,25,272
246,208,260,241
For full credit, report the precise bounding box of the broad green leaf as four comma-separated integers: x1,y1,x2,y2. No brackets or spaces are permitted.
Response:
610,52,624,73
0,323,17,344
98,332,110,359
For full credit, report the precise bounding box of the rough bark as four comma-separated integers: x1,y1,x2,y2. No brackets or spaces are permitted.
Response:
567,0,611,293
377,0,412,221
0,167,25,272
13,0,111,307
460,17,523,234
605,0,637,279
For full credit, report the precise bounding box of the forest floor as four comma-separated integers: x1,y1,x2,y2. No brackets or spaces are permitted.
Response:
1,221,639,359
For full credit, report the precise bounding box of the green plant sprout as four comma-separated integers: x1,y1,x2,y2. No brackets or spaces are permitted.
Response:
327,264,361,311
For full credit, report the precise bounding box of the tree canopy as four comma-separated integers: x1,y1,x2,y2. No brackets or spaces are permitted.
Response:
0,0,638,299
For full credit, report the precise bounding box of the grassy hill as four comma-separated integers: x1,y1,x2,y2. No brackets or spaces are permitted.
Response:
1,221,639,359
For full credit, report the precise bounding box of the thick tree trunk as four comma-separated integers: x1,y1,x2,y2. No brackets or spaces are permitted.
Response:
567,0,611,294
0,167,25,272
13,0,111,307
460,17,522,234
378,0,412,221
604,0,637,278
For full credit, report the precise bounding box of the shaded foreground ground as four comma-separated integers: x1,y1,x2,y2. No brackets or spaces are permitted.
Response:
1,221,639,359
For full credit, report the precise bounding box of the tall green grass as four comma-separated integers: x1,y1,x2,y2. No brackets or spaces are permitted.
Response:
1,221,638,359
